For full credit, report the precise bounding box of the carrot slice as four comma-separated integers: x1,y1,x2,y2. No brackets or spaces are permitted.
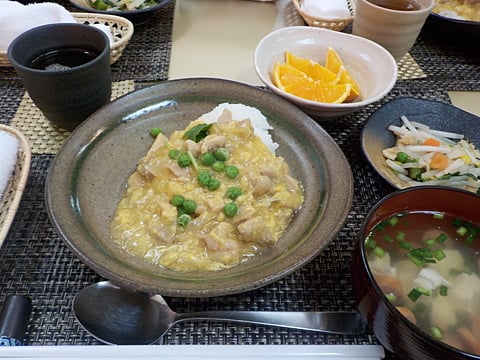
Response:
423,137,441,146
430,152,449,170
396,306,417,325
458,326,480,355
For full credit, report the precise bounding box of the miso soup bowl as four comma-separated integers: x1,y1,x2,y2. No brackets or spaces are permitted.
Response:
351,186,480,360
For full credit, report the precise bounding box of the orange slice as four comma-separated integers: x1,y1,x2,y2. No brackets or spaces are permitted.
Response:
325,47,361,101
316,82,352,104
273,62,317,101
285,51,338,84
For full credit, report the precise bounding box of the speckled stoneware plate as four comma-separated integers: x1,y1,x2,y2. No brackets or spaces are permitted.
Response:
361,97,480,190
45,78,354,297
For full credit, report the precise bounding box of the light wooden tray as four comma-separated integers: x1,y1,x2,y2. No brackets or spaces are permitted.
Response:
0,12,134,67
0,125,31,247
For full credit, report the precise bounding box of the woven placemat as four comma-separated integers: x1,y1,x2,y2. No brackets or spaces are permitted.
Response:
10,80,135,155
397,53,426,80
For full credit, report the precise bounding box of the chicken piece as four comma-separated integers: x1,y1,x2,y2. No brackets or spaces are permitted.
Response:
237,216,274,246
199,134,227,154
252,175,274,197
284,174,301,192
231,205,256,224
165,163,190,178
146,133,168,156
184,139,201,157
148,223,175,245
203,222,240,265
127,172,145,188
260,165,278,179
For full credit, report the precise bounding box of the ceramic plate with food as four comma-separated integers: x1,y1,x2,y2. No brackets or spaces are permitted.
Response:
361,97,480,193
45,78,354,297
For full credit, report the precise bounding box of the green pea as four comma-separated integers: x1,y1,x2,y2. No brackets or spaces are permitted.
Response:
226,187,242,200
212,161,225,172
149,127,162,138
200,152,216,166
168,149,181,160
225,165,239,179
395,152,410,163
171,194,184,207
177,153,191,168
177,214,191,227
197,170,212,187
223,202,238,218
213,148,229,161
207,178,221,191
182,199,197,214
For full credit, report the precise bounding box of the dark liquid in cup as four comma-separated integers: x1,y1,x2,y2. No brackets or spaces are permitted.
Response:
30,47,99,70
367,0,421,11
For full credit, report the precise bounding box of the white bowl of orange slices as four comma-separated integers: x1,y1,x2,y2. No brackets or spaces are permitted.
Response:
254,26,397,118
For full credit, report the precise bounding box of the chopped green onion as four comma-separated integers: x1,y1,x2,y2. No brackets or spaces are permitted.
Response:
433,248,446,261
430,326,443,339
435,233,447,243
373,246,386,258
457,226,468,237
439,285,448,296
396,231,406,242
384,235,394,243
407,253,424,267
388,216,399,226
385,292,397,303
399,241,412,250
408,288,423,302
433,213,444,220
466,234,475,245
365,238,377,249
425,239,436,247
408,287,430,302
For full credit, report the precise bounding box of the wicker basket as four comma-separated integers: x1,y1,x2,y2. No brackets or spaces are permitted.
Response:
0,125,31,248
292,0,353,31
0,12,134,67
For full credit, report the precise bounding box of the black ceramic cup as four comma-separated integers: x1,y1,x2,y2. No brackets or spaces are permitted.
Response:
8,23,111,131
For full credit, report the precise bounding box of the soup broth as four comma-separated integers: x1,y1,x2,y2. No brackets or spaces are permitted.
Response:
365,211,480,355
367,0,421,11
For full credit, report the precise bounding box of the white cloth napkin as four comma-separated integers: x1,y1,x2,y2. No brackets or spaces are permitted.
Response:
301,0,351,19
0,1,76,53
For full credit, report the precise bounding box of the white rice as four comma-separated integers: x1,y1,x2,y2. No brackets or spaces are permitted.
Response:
0,131,19,200
199,103,279,153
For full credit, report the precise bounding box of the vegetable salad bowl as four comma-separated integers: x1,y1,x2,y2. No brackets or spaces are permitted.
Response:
69,0,172,24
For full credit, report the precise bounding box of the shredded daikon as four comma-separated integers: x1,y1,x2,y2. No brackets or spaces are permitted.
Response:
383,116,480,193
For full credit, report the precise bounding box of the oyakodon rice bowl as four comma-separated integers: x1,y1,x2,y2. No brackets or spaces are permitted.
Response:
110,103,305,272
45,78,353,297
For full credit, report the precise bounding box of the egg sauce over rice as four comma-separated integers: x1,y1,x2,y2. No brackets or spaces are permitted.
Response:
110,104,304,272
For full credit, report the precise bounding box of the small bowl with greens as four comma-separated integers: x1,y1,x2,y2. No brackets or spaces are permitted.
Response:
69,0,172,24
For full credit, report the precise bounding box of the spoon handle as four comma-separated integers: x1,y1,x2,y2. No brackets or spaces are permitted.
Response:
174,311,365,335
